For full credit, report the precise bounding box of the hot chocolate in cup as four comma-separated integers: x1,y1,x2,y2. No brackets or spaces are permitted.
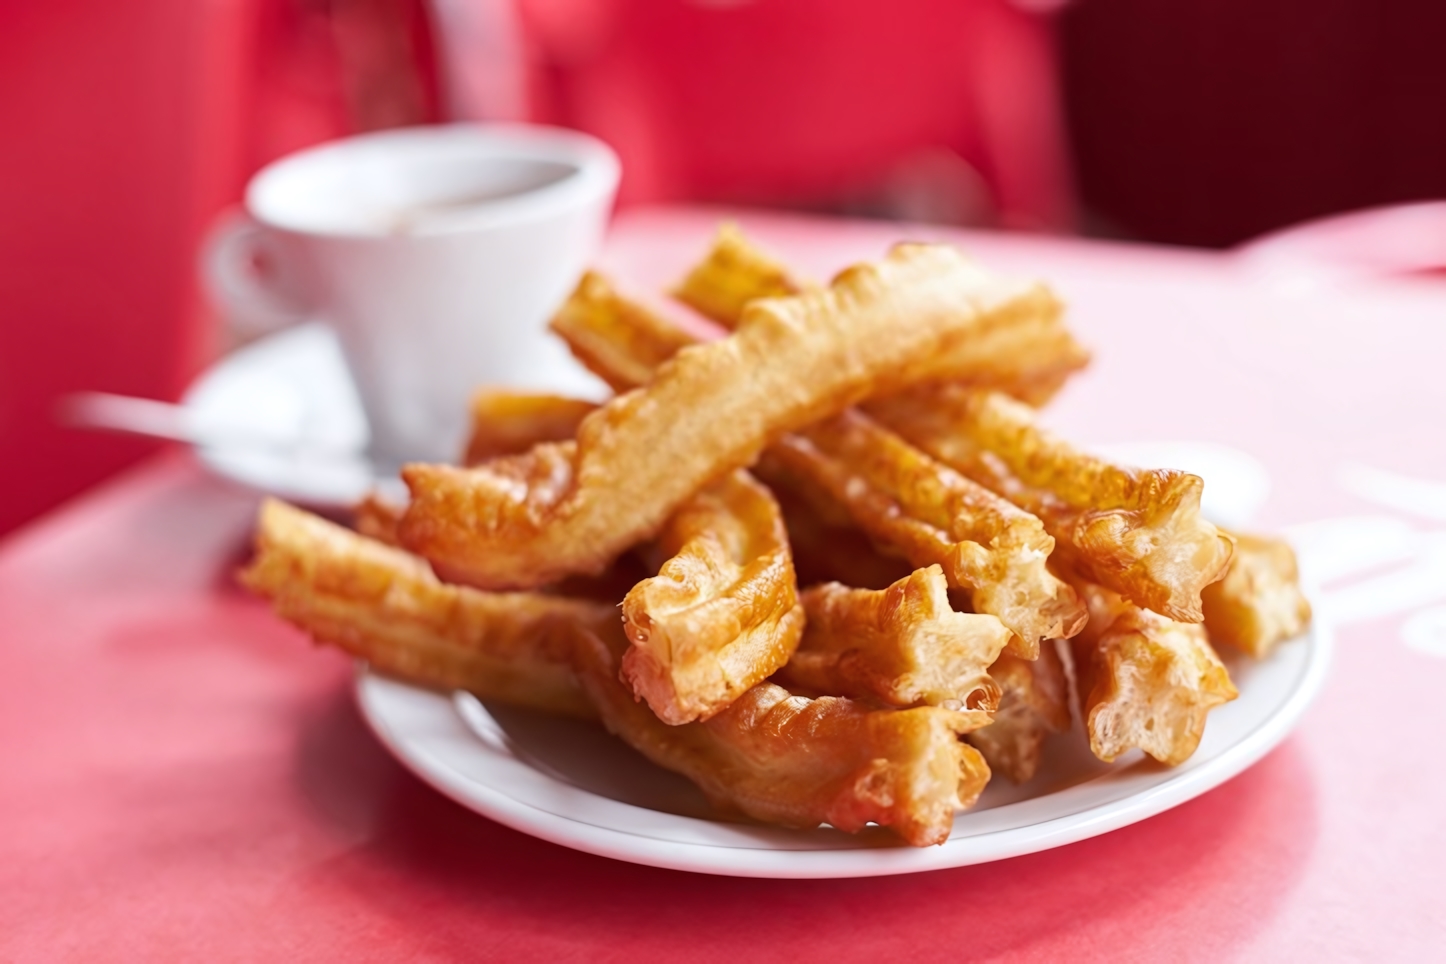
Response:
205,123,620,466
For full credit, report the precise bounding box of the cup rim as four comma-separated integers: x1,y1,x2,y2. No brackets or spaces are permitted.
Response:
244,123,620,240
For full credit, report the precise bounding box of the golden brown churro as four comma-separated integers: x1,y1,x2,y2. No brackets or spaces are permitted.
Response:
965,644,1072,784
764,413,1086,654
574,623,992,846
548,265,1085,653
621,471,804,725
779,565,1011,711
872,386,1235,622
548,272,699,394
675,225,1089,403
1068,581,1237,765
672,222,807,326
463,390,598,466
401,244,1056,590
1202,531,1312,659
242,500,611,718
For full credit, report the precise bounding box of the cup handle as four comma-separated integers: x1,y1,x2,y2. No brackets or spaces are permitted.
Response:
201,210,313,337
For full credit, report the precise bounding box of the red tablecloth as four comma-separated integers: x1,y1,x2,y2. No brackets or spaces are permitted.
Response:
4,208,1445,960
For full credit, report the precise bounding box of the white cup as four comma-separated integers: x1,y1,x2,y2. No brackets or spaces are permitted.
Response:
204,123,619,466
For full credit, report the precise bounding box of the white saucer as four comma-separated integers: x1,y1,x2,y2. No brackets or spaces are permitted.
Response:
183,325,376,506
355,621,1328,879
183,323,608,506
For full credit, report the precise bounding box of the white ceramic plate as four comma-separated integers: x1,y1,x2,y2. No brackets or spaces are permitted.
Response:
181,323,603,507
354,621,1329,879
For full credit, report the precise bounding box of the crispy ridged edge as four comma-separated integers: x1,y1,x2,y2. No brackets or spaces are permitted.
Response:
673,225,1089,404
400,244,1054,590
573,624,992,847
1069,581,1237,766
779,565,1011,711
965,643,1072,784
621,470,805,724
672,223,807,326
763,412,1086,656
872,387,1235,622
241,499,611,718
1202,531,1312,658
464,390,598,466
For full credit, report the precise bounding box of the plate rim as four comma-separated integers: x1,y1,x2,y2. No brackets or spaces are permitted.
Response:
354,621,1332,879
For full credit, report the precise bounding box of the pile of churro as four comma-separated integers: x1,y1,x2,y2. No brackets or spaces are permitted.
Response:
243,226,1311,847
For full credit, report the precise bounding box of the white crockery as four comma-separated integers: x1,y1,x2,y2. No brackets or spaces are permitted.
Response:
204,124,618,465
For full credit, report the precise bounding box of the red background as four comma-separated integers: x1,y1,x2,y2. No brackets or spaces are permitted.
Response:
4,0,1446,533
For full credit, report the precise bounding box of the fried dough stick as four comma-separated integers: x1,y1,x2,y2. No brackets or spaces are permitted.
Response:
463,390,598,465
871,386,1235,622
672,222,808,326
966,644,1071,784
459,388,806,722
672,235,1085,646
467,391,806,722
353,391,602,544
550,272,1086,655
369,389,583,537
764,415,1086,655
778,565,1011,712
1202,531,1312,659
355,488,651,605
673,225,1091,406
622,470,805,724
401,244,1058,589
548,272,699,393
241,500,612,719
470,389,807,722
573,624,993,847
1068,581,1237,766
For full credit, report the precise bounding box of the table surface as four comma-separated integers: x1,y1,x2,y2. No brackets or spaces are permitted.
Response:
4,206,1445,961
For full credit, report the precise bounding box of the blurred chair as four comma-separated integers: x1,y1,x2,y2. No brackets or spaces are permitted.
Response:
438,0,1077,230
